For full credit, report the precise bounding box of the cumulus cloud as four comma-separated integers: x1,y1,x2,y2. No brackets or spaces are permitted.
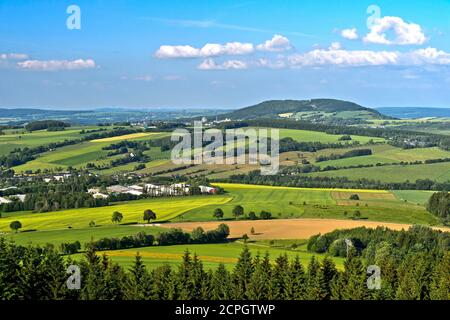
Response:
288,48,399,67
287,46,450,68
406,47,450,65
17,59,96,71
341,28,359,40
198,58,248,70
255,58,286,69
155,42,254,59
363,16,426,45
256,34,292,52
155,35,292,59
0,53,29,60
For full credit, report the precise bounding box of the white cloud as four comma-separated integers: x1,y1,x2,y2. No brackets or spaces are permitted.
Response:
17,59,96,71
363,16,426,45
0,53,29,60
341,28,359,40
198,58,248,70
155,42,254,59
288,48,399,67
255,58,286,69
256,34,292,52
287,47,450,68
155,35,292,59
406,47,450,65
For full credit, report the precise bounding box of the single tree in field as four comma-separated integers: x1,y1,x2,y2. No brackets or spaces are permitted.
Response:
10,220,22,233
232,205,244,220
350,194,360,201
242,234,249,243
112,211,123,223
213,208,224,220
143,209,157,224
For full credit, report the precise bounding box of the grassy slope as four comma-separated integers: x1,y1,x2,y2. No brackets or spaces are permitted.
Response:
0,127,105,156
177,183,439,225
0,195,232,232
3,225,165,247
315,145,450,168
12,132,169,172
308,162,450,183
277,128,385,143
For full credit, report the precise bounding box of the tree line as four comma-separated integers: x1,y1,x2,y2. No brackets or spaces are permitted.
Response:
0,235,448,300
222,171,450,191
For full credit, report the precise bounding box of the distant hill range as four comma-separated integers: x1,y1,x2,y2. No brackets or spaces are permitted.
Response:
220,99,392,122
376,107,450,119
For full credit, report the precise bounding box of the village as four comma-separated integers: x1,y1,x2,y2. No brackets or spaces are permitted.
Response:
88,183,218,199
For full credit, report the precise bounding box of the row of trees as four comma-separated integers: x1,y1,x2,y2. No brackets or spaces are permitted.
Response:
213,206,273,220
0,238,448,300
223,171,450,191
427,192,450,223
88,225,230,252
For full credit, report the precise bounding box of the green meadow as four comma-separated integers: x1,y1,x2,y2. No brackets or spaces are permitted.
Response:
0,195,232,232
314,145,450,168
11,132,169,173
0,127,106,156
308,162,450,183
176,183,439,225
277,128,385,144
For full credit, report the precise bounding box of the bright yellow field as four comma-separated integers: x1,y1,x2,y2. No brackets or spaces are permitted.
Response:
214,183,390,193
90,132,160,142
0,195,231,232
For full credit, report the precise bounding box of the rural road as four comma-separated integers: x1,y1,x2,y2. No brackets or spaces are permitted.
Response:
159,218,450,240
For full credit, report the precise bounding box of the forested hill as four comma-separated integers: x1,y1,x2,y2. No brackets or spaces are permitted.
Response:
221,99,392,121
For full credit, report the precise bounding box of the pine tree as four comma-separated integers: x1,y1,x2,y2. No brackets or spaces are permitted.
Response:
305,256,327,300
211,263,232,300
232,246,254,299
286,256,307,300
125,254,153,300
339,250,368,300
248,253,271,299
321,256,338,299
269,254,289,299
430,252,450,300
177,250,194,300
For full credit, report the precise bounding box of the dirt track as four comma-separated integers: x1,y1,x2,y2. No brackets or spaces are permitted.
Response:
161,218,450,240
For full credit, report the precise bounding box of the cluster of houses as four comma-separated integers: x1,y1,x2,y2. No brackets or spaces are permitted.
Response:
88,183,217,199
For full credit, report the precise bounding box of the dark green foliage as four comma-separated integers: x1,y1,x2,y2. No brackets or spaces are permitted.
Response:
0,238,448,300
427,192,450,221
25,120,70,132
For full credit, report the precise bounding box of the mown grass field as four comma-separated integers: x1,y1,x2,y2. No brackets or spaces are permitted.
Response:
176,183,439,225
12,132,169,173
308,162,450,183
3,225,165,247
68,241,346,270
276,128,385,144
0,195,232,232
314,145,450,168
0,127,108,156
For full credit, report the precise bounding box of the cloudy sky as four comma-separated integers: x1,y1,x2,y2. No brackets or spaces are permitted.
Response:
1,0,450,109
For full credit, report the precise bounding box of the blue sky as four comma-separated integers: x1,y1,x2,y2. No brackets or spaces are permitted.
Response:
1,0,450,109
